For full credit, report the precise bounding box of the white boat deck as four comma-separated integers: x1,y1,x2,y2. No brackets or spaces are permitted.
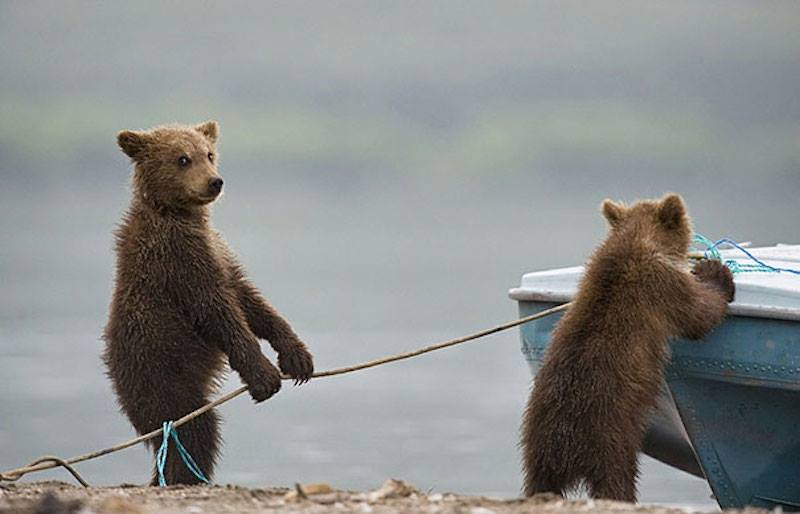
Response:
509,244,800,321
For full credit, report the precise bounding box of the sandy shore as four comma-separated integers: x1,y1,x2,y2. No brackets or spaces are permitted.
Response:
0,480,762,514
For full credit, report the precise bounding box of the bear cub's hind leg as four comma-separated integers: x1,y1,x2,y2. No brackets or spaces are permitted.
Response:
587,446,638,502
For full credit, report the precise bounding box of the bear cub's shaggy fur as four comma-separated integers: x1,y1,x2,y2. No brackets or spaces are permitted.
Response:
103,121,314,485
520,194,735,501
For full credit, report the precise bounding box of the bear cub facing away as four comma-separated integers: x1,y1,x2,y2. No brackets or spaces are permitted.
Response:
520,194,735,502
103,121,314,485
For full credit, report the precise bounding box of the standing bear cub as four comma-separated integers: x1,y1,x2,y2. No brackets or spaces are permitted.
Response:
520,194,735,502
104,121,314,485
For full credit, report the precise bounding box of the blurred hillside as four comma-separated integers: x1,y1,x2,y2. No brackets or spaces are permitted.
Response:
1,1,798,193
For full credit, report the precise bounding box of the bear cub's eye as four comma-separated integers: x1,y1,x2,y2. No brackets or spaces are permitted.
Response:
208,152,215,163
178,155,191,167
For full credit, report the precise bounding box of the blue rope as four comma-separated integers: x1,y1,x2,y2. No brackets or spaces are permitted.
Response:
692,234,800,276
155,421,210,486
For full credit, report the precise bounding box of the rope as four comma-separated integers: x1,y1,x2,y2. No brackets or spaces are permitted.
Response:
155,421,210,486
0,302,570,486
0,456,89,488
692,234,800,275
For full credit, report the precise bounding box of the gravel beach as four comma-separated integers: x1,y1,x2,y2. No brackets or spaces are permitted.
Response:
0,480,767,514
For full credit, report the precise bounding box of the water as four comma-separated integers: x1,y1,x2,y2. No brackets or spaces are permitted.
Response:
1,178,719,508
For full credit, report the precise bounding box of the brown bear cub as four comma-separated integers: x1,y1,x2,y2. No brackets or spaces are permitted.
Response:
103,121,314,485
520,194,735,502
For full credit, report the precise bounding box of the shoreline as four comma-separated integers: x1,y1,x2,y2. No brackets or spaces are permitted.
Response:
0,480,757,514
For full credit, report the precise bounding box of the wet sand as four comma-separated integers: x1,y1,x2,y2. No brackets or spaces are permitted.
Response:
0,480,766,514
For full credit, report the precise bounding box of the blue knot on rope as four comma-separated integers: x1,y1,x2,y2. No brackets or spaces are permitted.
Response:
692,234,800,276
155,421,209,486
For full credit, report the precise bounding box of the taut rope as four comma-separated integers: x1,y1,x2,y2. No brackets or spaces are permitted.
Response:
0,303,570,486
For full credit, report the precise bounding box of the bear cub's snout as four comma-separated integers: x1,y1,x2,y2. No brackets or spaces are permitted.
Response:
208,177,224,196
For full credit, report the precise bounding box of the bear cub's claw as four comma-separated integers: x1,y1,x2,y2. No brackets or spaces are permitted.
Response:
278,343,314,385
692,259,736,303
244,361,283,403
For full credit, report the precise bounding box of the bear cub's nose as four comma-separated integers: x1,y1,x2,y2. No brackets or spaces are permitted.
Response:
209,177,224,195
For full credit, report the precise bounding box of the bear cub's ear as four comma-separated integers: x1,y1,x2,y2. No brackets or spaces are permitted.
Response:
601,199,626,228
195,120,219,143
657,193,687,230
117,130,150,161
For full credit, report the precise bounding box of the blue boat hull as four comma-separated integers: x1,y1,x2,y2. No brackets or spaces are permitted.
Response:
518,300,800,510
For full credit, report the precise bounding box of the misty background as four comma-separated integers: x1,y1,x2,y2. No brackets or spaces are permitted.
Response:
1,1,798,507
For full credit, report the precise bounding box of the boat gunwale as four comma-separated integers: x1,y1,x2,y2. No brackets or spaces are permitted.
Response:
508,288,800,322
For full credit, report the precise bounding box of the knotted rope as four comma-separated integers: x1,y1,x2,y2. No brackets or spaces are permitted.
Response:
155,421,209,486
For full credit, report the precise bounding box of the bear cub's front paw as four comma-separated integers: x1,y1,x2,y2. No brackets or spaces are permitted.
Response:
244,360,283,403
692,259,735,303
277,342,314,385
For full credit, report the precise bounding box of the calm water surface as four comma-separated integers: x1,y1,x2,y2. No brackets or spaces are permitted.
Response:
0,181,728,508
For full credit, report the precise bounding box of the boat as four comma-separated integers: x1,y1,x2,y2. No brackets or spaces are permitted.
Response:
508,243,800,510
